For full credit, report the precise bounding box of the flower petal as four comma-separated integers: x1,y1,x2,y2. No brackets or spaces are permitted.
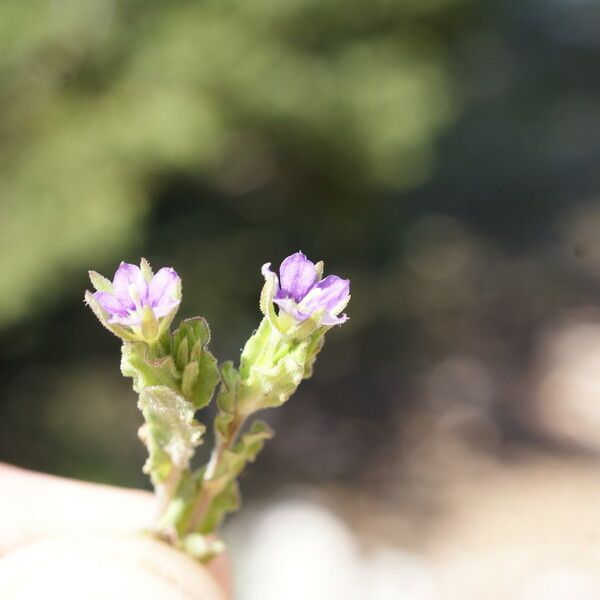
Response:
114,311,144,326
112,263,146,308
320,312,348,326
94,291,128,318
299,275,350,316
278,252,319,302
273,297,310,322
152,298,180,319
148,267,180,313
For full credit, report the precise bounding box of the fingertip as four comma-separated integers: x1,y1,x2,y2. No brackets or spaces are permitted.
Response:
208,550,233,600
0,535,228,600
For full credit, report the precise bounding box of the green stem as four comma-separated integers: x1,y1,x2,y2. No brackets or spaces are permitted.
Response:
154,464,184,528
186,411,246,534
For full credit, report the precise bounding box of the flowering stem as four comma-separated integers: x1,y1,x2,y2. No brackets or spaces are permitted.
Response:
186,411,247,534
85,253,350,559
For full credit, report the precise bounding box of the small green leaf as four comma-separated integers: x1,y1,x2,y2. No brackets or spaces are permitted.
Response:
174,317,211,352
196,420,273,534
214,420,274,483
181,361,199,398
193,351,220,410
172,318,220,409
216,362,239,414
176,337,190,371
196,481,240,535
214,362,239,439
215,412,234,440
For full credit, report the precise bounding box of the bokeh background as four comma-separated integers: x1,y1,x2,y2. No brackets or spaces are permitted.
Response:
2,0,600,597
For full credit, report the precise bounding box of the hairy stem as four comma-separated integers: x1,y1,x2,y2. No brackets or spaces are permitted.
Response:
154,465,183,528
186,412,246,534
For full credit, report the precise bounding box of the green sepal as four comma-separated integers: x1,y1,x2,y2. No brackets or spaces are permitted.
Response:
302,331,326,379
172,318,220,409
156,299,181,342
141,306,159,343
239,318,271,381
284,311,327,341
259,268,281,332
88,270,113,292
314,260,324,280
237,319,327,413
140,257,154,281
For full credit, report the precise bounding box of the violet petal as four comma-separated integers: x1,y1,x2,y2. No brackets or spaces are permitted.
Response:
115,311,144,327
300,275,350,315
278,252,319,302
94,291,128,319
148,267,180,311
320,312,348,326
273,297,310,322
113,263,146,309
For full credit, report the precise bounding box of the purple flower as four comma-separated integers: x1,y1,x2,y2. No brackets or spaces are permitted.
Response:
93,262,181,327
262,252,350,325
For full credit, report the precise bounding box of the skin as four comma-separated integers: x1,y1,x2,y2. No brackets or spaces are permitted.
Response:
0,464,231,600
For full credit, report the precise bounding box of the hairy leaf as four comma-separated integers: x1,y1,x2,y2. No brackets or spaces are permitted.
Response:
138,386,204,488
121,342,179,392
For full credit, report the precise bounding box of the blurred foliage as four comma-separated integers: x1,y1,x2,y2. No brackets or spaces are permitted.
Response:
0,0,462,327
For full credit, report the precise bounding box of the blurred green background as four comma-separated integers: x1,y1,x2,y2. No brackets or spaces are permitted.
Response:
2,0,600,594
